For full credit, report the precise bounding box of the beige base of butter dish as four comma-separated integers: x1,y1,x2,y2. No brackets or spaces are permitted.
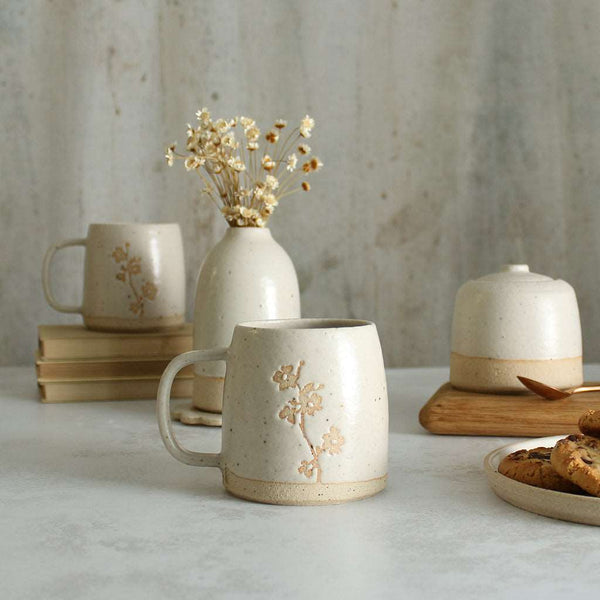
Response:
450,353,582,394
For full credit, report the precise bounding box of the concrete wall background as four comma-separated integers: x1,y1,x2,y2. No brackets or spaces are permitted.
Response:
2,0,600,366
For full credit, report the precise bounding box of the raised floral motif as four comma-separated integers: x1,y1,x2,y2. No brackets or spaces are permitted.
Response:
112,242,158,317
273,364,301,391
322,426,345,455
274,361,345,483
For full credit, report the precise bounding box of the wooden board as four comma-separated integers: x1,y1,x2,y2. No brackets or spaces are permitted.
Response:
419,383,600,437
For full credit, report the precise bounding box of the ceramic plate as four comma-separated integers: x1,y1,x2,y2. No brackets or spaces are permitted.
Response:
484,436,600,526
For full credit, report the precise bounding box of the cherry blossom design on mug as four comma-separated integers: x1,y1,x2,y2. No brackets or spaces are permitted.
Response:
112,242,158,317
274,361,345,483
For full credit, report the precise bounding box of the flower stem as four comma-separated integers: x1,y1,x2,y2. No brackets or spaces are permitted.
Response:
295,375,321,483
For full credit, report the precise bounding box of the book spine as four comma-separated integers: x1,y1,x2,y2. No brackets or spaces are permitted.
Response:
36,361,194,379
39,337,193,360
39,378,193,403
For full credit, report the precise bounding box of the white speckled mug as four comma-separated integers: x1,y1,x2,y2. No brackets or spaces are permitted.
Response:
157,318,388,505
42,223,186,332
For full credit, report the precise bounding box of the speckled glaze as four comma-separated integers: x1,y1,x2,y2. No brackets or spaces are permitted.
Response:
192,228,300,415
450,264,583,393
157,318,388,505
42,223,185,332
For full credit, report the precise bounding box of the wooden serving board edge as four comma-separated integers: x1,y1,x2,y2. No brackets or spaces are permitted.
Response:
419,382,600,437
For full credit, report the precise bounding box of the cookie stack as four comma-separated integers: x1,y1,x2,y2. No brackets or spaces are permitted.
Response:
499,410,600,497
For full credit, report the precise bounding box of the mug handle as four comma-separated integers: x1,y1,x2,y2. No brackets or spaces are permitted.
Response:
157,348,228,467
42,238,87,313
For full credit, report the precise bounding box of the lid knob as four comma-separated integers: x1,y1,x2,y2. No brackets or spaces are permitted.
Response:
501,264,529,273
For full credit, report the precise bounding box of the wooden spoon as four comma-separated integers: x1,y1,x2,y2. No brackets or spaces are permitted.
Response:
517,376,600,400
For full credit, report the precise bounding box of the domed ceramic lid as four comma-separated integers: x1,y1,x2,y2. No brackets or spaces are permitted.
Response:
451,263,581,360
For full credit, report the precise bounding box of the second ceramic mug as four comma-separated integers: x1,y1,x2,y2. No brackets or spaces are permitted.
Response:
42,223,186,332
157,318,389,505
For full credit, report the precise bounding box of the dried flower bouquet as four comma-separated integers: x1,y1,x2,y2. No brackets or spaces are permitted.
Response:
166,108,323,227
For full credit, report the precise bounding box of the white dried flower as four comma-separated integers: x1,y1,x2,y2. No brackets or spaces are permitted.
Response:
240,116,255,129
261,155,275,171
186,137,199,152
265,175,279,190
262,193,278,206
214,118,230,133
310,157,323,172
221,206,237,219
265,130,279,143
299,115,315,138
286,153,298,172
184,155,203,171
245,126,260,142
196,107,210,123
302,156,323,173
239,206,255,218
274,119,287,129
221,133,238,148
298,143,311,155
247,141,259,151
165,144,176,166
227,156,246,172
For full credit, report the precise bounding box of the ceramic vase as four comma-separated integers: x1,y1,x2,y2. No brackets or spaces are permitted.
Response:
175,227,301,426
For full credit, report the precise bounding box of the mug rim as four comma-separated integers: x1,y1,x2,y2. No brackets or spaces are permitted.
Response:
236,317,374,331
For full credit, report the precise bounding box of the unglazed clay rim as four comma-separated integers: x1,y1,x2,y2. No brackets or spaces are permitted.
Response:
450,353,583,393
223,469,387,506
236,317,374,331
484,436,600,526
451,352,583,363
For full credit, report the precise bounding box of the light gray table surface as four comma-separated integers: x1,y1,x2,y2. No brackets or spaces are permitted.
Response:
1,365,599,599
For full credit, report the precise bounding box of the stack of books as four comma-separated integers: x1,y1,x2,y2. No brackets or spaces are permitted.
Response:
36,324,193,403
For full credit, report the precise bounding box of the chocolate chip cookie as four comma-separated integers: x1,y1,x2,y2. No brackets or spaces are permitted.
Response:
578,410,600,438
499,446,582,493
551,434,600,497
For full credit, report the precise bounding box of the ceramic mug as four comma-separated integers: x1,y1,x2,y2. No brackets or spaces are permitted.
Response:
42,223,186,332
157,318,388,505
